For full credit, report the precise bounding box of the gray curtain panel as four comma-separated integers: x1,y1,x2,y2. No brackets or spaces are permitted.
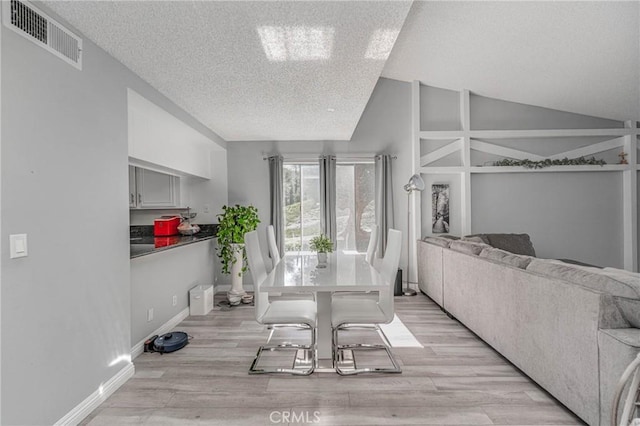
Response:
375,154,395,257
268,155,284,255
319,155,337,246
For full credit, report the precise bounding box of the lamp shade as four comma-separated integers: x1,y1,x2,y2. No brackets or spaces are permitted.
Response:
404,174,425,192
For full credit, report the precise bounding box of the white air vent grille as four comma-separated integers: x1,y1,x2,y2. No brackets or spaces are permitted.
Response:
2,0,82,70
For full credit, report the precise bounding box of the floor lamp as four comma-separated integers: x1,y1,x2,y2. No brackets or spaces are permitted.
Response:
403,174,425,296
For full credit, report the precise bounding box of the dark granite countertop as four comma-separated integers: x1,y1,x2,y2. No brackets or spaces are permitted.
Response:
130,224,217,259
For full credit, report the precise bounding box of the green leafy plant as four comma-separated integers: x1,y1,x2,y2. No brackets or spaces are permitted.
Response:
493,156,606,169
216,204,260,275
309,234,334,253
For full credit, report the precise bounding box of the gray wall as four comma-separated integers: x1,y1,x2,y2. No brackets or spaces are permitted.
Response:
471,172,623,267
224,77,413,286
131,240,215,346
0,3,224,424
420,86,628,268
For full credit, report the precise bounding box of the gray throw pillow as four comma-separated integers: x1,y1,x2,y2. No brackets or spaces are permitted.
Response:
486,233,536,257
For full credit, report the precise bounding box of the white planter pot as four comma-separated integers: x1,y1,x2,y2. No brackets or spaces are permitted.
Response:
317,252,328,267
227,244,246,305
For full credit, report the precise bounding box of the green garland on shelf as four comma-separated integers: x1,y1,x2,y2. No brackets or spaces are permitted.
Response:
493,156,606,169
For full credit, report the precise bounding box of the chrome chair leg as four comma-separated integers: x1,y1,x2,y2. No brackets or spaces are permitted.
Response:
332,323,402,376
249,324,316,375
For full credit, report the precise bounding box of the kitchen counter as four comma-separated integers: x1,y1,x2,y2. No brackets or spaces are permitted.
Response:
130,224,217,259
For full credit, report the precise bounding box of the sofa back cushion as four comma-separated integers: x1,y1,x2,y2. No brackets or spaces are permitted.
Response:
449,240,489,256
423,236,452,248
479,247,534,269
527,259,640,299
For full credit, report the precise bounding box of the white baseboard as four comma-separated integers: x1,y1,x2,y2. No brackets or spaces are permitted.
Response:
54,362,135,426
131,307,190,359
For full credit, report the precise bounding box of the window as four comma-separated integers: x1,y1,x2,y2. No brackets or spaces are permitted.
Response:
283,163,320,252
336,162,375,252
283,160,375,254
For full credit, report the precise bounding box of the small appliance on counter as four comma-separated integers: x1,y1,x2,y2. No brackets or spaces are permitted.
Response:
178,208,200,236
154,216,181,236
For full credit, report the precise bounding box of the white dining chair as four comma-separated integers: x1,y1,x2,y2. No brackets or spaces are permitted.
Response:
266,225,281,272
365,225,379,265
612,352,640,426
331,228,403,375
245,230,317,375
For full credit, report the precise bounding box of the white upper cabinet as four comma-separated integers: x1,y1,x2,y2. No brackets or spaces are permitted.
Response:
127,89,219,179
129,166,180,209
136,168,180,208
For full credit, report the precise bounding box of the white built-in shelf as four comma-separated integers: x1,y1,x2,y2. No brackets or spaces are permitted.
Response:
470,165,629,173
411,81,639,272
419,165,629,174
419,127,635,140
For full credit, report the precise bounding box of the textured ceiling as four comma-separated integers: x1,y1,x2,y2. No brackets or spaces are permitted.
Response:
42,1,639,143
43,1,412,141
384,1,640,122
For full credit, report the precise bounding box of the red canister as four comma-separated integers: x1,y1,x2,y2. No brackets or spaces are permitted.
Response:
154,216,181,236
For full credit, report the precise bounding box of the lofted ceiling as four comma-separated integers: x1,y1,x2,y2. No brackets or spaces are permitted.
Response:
384,1,640,123
43,0,412,141
43,1,638,143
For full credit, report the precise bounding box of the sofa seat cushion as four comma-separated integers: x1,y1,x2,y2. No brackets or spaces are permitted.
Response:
449,240,490,256
479,247,534,269
527,259,640,299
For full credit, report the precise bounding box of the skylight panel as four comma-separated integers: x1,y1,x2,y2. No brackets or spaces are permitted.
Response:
257,26,334,62
365,29,400,60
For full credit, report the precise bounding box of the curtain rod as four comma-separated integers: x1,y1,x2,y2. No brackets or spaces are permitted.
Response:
262,154,397,161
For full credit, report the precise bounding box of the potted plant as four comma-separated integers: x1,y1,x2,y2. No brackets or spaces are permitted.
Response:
310,234,333,267
216,204,260,304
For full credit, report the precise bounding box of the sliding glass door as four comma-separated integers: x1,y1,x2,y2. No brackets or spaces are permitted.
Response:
283,163,320,252
336,162,375,252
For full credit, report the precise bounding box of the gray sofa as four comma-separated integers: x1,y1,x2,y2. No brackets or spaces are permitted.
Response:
417,236,640,426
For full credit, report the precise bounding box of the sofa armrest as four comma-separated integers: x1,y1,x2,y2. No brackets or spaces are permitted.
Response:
598,328,640,426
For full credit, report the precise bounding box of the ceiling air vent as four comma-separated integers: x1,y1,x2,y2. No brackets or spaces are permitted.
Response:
2,0,82,70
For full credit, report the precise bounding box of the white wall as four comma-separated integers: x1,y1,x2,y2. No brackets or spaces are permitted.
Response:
224,78,413,286
0,3,225,424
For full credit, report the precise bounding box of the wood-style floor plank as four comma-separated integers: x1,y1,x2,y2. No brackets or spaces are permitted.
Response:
81,292,585,426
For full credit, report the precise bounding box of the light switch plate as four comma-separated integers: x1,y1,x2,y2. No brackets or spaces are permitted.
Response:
10,234,28,259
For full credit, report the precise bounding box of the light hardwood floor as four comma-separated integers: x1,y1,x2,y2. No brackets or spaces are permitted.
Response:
81,293,584,425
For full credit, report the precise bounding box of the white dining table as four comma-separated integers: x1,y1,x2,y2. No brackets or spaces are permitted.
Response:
259,251,387,365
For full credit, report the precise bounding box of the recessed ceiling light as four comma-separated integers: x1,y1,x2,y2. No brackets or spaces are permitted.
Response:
365,29,400,60
327,108,335,112
257,26,335,62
